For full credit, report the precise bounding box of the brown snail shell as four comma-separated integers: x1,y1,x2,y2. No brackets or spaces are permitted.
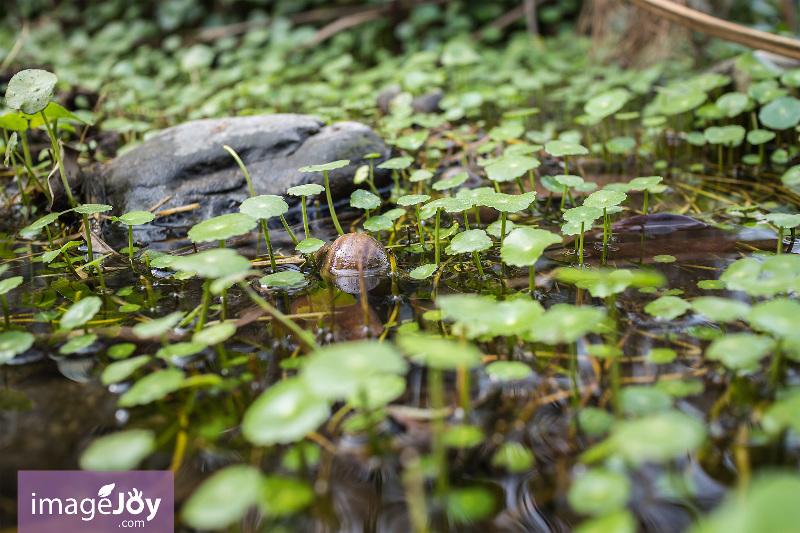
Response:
315,233,390,294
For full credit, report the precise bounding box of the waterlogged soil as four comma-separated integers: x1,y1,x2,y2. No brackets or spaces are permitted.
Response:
1,161,792,532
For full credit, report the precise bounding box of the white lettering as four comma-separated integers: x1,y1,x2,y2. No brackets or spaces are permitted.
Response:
80,498,95,521
145,498,161,521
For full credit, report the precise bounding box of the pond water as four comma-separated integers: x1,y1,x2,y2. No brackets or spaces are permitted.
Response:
2,157,797,533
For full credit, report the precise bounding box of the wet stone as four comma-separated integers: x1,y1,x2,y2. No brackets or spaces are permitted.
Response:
88,114,391,228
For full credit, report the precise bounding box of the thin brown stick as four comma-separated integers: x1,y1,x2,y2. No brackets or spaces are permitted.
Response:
627,0,800,60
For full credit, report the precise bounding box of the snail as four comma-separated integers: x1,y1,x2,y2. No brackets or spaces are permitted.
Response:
314,233,390,294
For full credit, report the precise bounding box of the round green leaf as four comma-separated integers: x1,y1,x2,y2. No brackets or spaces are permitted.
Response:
749,299,800,338
299,160,350,172
101,355,152,385
485,360,533,381
258,476,314,517
602,410,706,464
445,486,494,525
301,340,407,401
296,238,325,254
501,227,561,267
376,156,412,170
115,210,155,226
259,271,306,289
193,323,237,346
746,129,776,145
132,311,185,338
182,465,262,530
242,378,330,445
692,296,749,323
397,194,431,207
287,184,325,197
60,296,102,330
715,92,750,117
446,229,492,254
72,204,113,215
432,172,469,191
647,348,677,364
584,190,627,208
0,276,23,296
5,69,58,114
544,139,589,157
350,189,381,210
364,215,392,232
0,330,35,364
527,304,606,344
188,213,257,243
491,442,534,472
706,333,771,373
59,333,97,354
240,195,289,219
585,88,631,118
485,155,540,182
759,96,800,130
118,368,186,407
443,424,485,449
410,263,437,280
620,386,672,414
397,335,482,370
644,296,691,321
568,468,630,516
79,429,155,471
171,248,252,278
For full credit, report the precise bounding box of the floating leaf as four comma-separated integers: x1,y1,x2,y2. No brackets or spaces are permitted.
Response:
443,425,485,449
259,271,306,289
410,263,437,280
79,429,155,471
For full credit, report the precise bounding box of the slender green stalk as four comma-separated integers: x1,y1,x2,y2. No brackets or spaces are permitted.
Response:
127,226,135,262
223,145,255,196
261,220,276,270
434,207,441,266
300,195,310,239
414,204,425,245
429,367,448,496
500,212,507,249
323,169,344,236
642,189,649,214
579,222,585,266
195,281,211,333
280,215,299,245
472,251,484,277
529,264,535,294
1,294,10,328
40,113,75,207
777,226,784,254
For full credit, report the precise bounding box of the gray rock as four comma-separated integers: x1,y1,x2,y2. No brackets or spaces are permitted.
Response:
89,114,390,226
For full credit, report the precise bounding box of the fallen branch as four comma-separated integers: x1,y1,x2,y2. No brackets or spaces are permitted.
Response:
627,0,800,60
